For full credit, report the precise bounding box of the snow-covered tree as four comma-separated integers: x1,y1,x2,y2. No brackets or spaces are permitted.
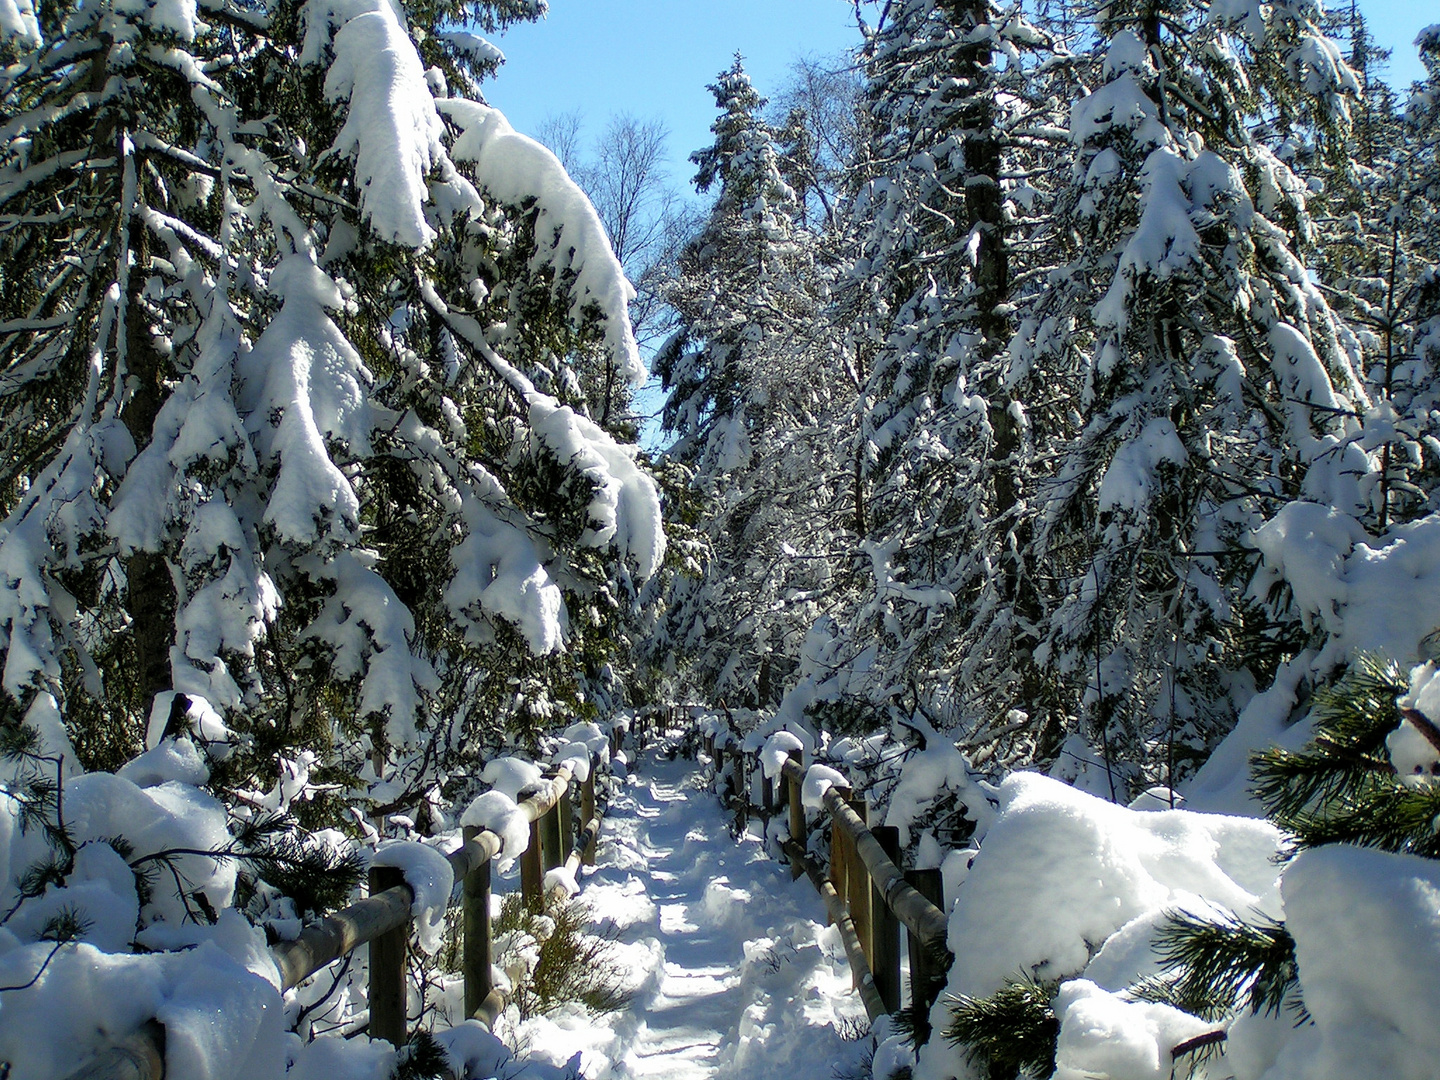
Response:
1018,0,1369,797
798,0,1059,744
652,57,845,708
0,0,663,822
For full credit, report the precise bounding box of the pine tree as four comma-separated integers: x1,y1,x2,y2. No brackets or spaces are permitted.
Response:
1017,0,1369,798
811,0,1058,744
653,58,844,708
0,0,663,828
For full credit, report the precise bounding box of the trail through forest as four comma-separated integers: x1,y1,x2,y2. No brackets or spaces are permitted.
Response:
508,746,872,1080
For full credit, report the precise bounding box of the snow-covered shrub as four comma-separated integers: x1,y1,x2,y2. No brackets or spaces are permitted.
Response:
914,654,1440,1080
492,891,631,1022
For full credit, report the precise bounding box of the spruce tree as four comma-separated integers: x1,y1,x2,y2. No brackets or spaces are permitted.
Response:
0,0,662,828
815,0,1057,744
1019,0,1369,798
653,57,843,708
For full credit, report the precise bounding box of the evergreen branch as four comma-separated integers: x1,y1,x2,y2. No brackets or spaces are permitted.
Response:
1133,909,1299,1022
1251,654,1408,823
942,976,1059,1080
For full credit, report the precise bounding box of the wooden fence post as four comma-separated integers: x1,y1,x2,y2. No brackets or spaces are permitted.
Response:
787,750,805,881
368,865,409,1046
762,769,774,817
905,867,946,1044
829,783,852,920
540,800,563,873
558,782,575,862
846,798,871,967
871,825,903,1014
582,767,598,866
461,826,493,1019
521,818,543,905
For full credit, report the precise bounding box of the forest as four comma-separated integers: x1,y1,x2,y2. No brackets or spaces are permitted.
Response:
0,0,1437,1078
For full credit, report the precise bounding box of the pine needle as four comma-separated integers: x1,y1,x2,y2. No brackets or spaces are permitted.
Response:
1132,909,1299,1022
942,976,1059,1080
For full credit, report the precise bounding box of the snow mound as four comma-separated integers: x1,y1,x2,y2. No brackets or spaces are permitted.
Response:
760,730,804,779
460,790,531,872
915,771,1282,1080
943,773,1282,998
481,756,544,800
371,840,454,954
1255,846,1440,1080
1053,979,1212,1080
802,764,848,812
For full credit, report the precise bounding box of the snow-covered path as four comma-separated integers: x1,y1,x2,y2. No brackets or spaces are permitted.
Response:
508,749,870,1080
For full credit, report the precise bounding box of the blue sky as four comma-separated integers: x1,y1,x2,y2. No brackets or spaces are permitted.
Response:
489,0,859,191
486,1,1435,445
487,1,1434,195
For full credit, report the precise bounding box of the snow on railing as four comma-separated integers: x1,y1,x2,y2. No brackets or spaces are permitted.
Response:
700,723,953,1038
62,740,622,1080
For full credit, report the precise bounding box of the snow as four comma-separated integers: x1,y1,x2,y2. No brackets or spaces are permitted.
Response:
526,396,667,579
1097,418,1188,516
562,721,612,762
117,734,211,788
1184,655,1313,814
296,549,439,748
1251,503,1440,671
0,925,284,1080
433,1021,582,1080
371,840,454,954
544,864,579,896
446,500,567,655
882,738,996,848
1395,664,1440,778
0,772,236,929
480,755,544,800
4,842,139,953
322,0,444,248
0,0,39,45
1053,979,1212,1080
286,1036,394,1080
437,98,645,387
524,753,871,1080
239,256,370,546
1256,845,1440,1080
460,790,531,872
914,772,1283,1080
553,741,594,782
801,764,848,812
759,730,804,780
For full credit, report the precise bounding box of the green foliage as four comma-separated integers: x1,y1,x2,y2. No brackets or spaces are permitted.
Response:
1132,909,1300,1022
234,815,368,918
493,892,630,1020
942,976,1060,1080
1252,654,1440,857
391,1030,449,1080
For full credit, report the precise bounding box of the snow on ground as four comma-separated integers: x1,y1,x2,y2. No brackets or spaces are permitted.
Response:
500,747,872,1080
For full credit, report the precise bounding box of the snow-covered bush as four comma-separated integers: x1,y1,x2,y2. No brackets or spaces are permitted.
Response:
913,655,1440,1080
492,891,631,1022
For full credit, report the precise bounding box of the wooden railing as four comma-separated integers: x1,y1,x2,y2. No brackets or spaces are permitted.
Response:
64,747,615,1080
704,730,952,1039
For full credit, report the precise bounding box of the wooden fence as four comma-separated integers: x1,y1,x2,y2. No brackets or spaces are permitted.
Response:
63,745,617,1080
705,730,952,1039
